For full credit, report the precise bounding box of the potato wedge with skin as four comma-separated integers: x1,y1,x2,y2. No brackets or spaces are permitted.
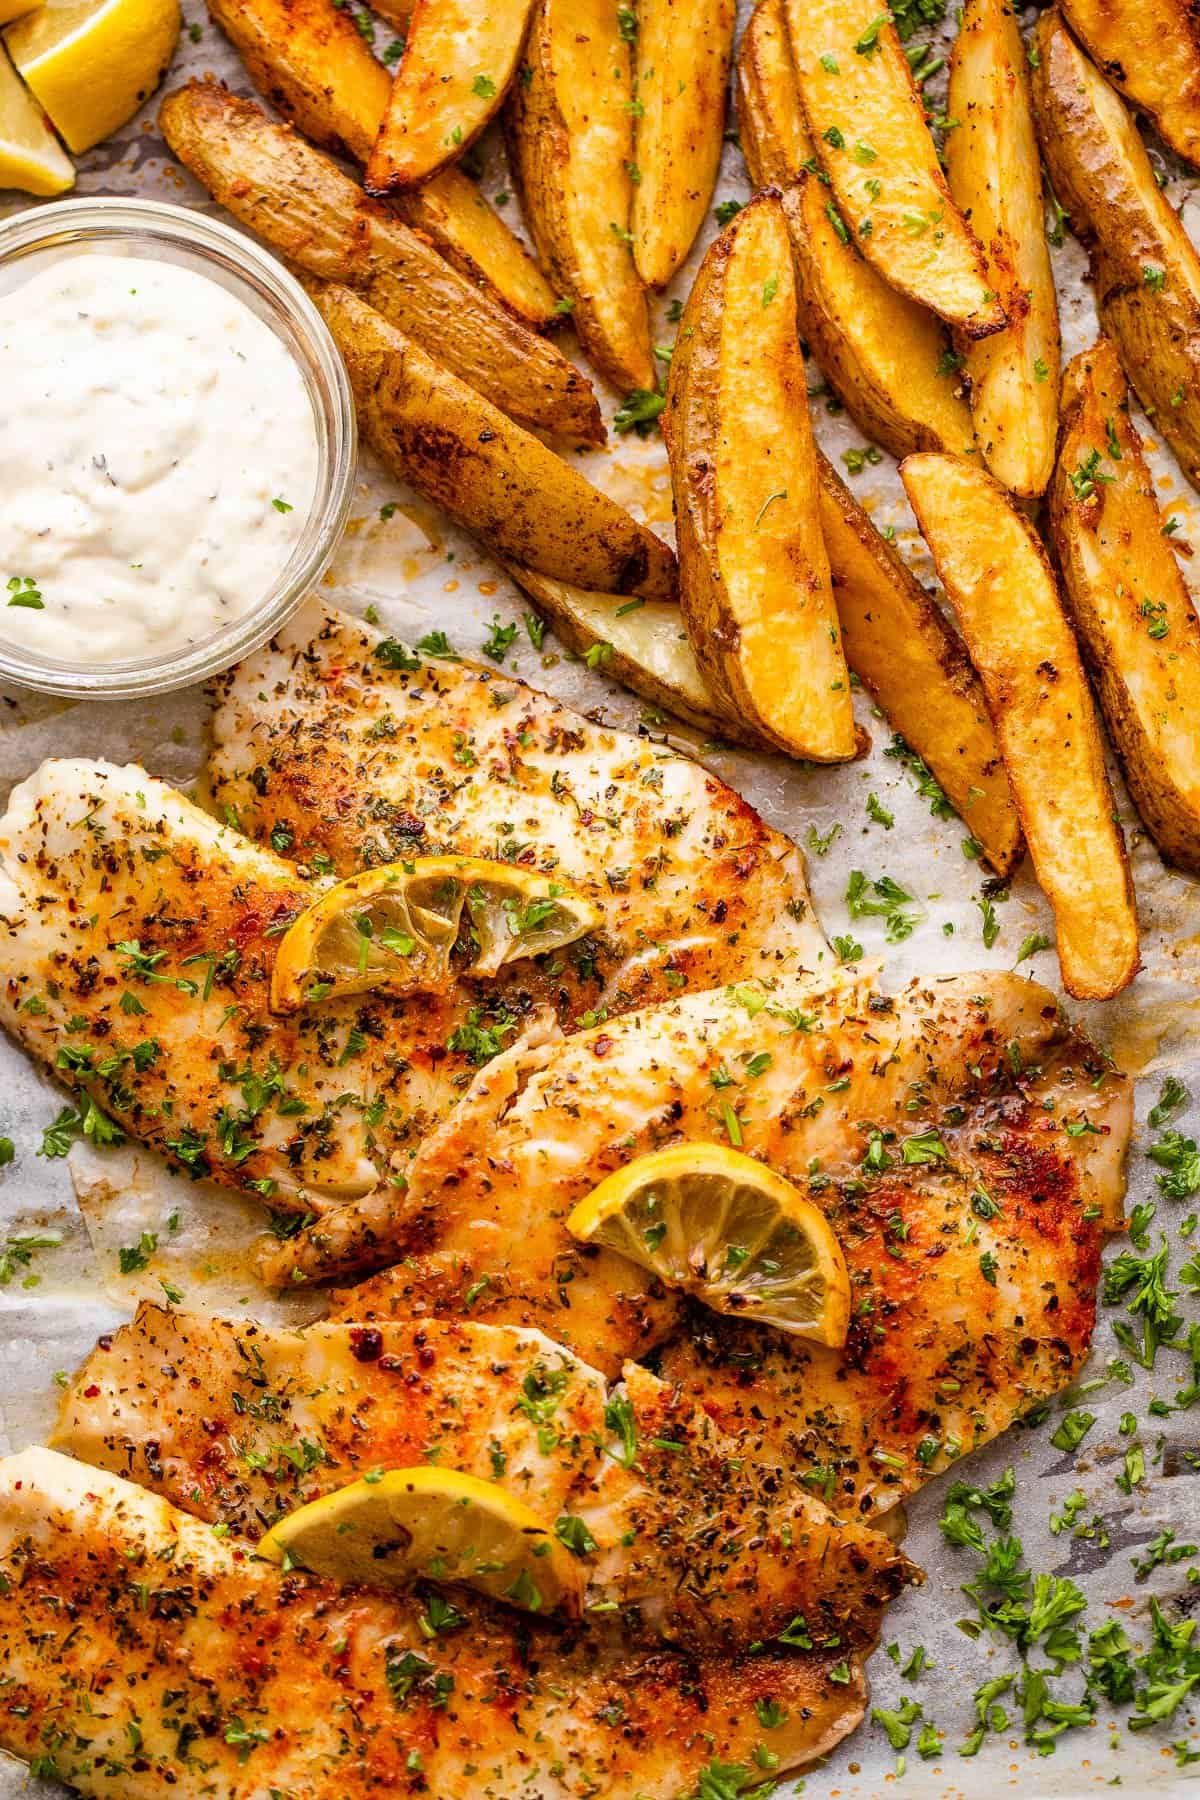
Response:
1060,0,1200,169
1048,341,1200,872
365,0,534,194
158,82,601,444
902,453,1138,1000
205,0,559,330
783,0,1003,337
312,283,675,600
815,455,1021,875
664,195,855,763
506,0,653,393
736,0,973,460
947,0,1060,497
1031,10,1200,489
631,0,737,289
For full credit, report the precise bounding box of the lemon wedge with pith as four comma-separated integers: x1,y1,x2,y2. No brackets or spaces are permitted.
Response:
4,0,180,153
0,42,71,191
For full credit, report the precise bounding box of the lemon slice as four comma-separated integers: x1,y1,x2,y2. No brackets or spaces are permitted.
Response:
270,855,602,1012
0,42,71,191
4,0,180,153
257,1466,584,1614
567,1143,852,1343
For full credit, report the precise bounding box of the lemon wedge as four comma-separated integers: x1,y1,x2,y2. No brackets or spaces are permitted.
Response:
4,0,180,153
270,855,602,1012
567,1142,852,1343
257,1466,584,1614
0,42,71,191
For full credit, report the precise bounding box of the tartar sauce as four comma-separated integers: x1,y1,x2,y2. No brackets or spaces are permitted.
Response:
0,253,320,664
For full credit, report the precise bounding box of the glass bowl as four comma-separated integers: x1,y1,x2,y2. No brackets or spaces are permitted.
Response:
0,196,356,699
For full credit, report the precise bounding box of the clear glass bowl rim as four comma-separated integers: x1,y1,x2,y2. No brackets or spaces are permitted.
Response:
0,195,356,700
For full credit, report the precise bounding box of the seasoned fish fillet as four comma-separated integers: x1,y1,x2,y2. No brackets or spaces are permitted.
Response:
336,968,1131,1514
53,1305,916,1651
0,1447,867,1799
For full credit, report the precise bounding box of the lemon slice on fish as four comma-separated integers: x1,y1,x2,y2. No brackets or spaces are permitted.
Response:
270,855,602,1011
257,1466,584,1614
567,1143,851,1343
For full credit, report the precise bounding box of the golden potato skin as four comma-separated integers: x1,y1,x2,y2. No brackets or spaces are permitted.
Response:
736,0,973,461
1048,340,1200,873
783,0,1004,336
506,0,653,392
159,81,601,444
1060,0,1200,168
902,452,1138,1001
947,0,1060,496
311,283,676,599
205,0,559,329
664,194,856,763
1031,9,1200,490
632,0,737,288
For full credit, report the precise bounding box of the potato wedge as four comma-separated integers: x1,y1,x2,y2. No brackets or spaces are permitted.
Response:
159,82,601,444
1048,340,1200,872
947,0,1060,497
631,0,737,289
365,0,534,194
505,567,754,742
815,455,1021,875
901,452,1138,1000
664,195,856,763
1031,10,1200,489
312,283,675,600
1060,0,1200,169
206,0,559,329
783,0,1004,336
506,0,653,393
736,0,973,460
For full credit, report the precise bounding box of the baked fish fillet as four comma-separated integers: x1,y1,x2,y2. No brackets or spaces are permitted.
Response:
0,1447,866,1799
335,968,1131,1515
52,1304,915,1652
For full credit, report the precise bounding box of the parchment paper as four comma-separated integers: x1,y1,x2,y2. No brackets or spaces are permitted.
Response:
1,4,1199,1794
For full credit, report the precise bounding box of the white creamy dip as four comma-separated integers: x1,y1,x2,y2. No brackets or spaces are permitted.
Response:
0,252,320,664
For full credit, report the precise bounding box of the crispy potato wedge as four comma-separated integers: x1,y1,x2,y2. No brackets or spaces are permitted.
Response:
505,567,755,742
902,452,1138,1000
206,0,559,329
947,0,1060,496
159,82,601,444
631,0,737,288
1031,10,1200,489
1060,0,1200,168
506,0,653,393
312,283,675,599
815,455,1021,874
1048,340,1200,872
365,0,534,194
783,0,1004,336
736,0,973,459
664,195,856,763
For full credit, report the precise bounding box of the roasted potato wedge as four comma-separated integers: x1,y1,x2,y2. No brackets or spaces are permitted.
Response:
736,0,973,460
365,0,534,194
1031,10,1200,489
312,283,675,599
159,82,601,444
506,0,654,393
947,0,1060,496
631,0,737,289
783,0,1004,336
1048,340,1200,872
815,455,1021,874
664,195,856,763
902,452,1138,1000
506,567,754,742
1060,0,1200,169
206,0,559,329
